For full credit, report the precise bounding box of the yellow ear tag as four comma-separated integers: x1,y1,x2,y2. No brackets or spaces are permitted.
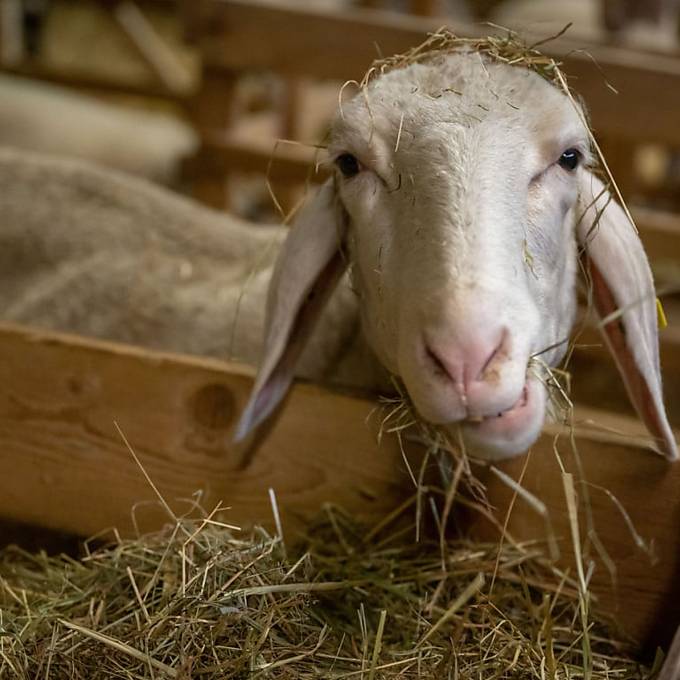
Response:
657,298,668,330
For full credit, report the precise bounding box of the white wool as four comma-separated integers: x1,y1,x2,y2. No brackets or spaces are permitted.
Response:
0,147,381,389
0,75,198,184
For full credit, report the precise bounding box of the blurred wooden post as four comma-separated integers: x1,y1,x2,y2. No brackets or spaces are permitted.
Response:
0,0,24,65
179,0,240,210
275,76,306,216
189,67,238,209
112,0,192,95
599,135,637,201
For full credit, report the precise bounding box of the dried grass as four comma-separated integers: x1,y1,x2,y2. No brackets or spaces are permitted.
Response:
0,503,652,679
0,393,654,678
364,25,568,87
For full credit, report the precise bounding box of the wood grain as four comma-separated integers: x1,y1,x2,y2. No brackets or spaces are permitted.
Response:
0,322,415,540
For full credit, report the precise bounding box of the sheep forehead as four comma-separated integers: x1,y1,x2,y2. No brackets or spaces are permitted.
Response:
331,53,585,158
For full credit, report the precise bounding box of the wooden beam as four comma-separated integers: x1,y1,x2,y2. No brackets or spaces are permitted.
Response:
191,134,328,184
199,0,460,80
560,45,680,147
112,0,193,95
408,0,441,16
0,322,414,539
1,64,193,104
0,0,23,66
200,0,680,146
634,206,680,263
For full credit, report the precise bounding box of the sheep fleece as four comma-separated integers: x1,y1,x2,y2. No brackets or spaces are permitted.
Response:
0,147,381,389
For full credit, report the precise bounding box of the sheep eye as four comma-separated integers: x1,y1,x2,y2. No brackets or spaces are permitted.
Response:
335,153,361,178
558,148,581,171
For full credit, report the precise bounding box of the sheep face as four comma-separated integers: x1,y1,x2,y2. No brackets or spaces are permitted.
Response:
330,55,589,459
239,51,676,463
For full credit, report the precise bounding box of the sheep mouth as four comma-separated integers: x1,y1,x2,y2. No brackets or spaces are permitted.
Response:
463,383,531,425
457,377,547,459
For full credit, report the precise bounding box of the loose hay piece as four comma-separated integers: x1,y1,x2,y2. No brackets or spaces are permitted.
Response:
0,508,652,679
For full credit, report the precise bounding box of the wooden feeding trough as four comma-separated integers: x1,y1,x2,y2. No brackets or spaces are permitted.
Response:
1,320,679,655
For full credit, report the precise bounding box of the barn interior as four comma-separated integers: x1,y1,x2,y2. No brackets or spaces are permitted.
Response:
1,1,680,677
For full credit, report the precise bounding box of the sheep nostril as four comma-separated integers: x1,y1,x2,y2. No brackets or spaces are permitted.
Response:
424,327,510,389
476,328,509,382
425,344,452,380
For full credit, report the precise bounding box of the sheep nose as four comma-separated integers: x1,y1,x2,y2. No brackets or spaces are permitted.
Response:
424,327,510,397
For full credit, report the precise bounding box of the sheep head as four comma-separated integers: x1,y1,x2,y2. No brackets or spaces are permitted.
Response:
237,51,677,462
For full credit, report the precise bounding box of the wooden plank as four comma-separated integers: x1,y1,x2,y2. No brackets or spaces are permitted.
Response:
0,321,679,646
408,0,440,16
0,322,415,540
191,133,328,184
1,63,193,104
561,45,680,147
0,0,23,66
634,206,680,263
200,0,680,145
199,0,463,80
112,0,193,95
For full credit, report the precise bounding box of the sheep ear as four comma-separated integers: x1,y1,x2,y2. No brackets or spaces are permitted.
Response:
234,181,348,441
576,172,678,460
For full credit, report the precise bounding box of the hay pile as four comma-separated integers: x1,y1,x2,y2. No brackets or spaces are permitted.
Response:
0,506,653,679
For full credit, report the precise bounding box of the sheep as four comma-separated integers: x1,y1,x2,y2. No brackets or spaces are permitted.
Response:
1,48,676,463
237,49,678,462
0,146,384,389
0,74,197,185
